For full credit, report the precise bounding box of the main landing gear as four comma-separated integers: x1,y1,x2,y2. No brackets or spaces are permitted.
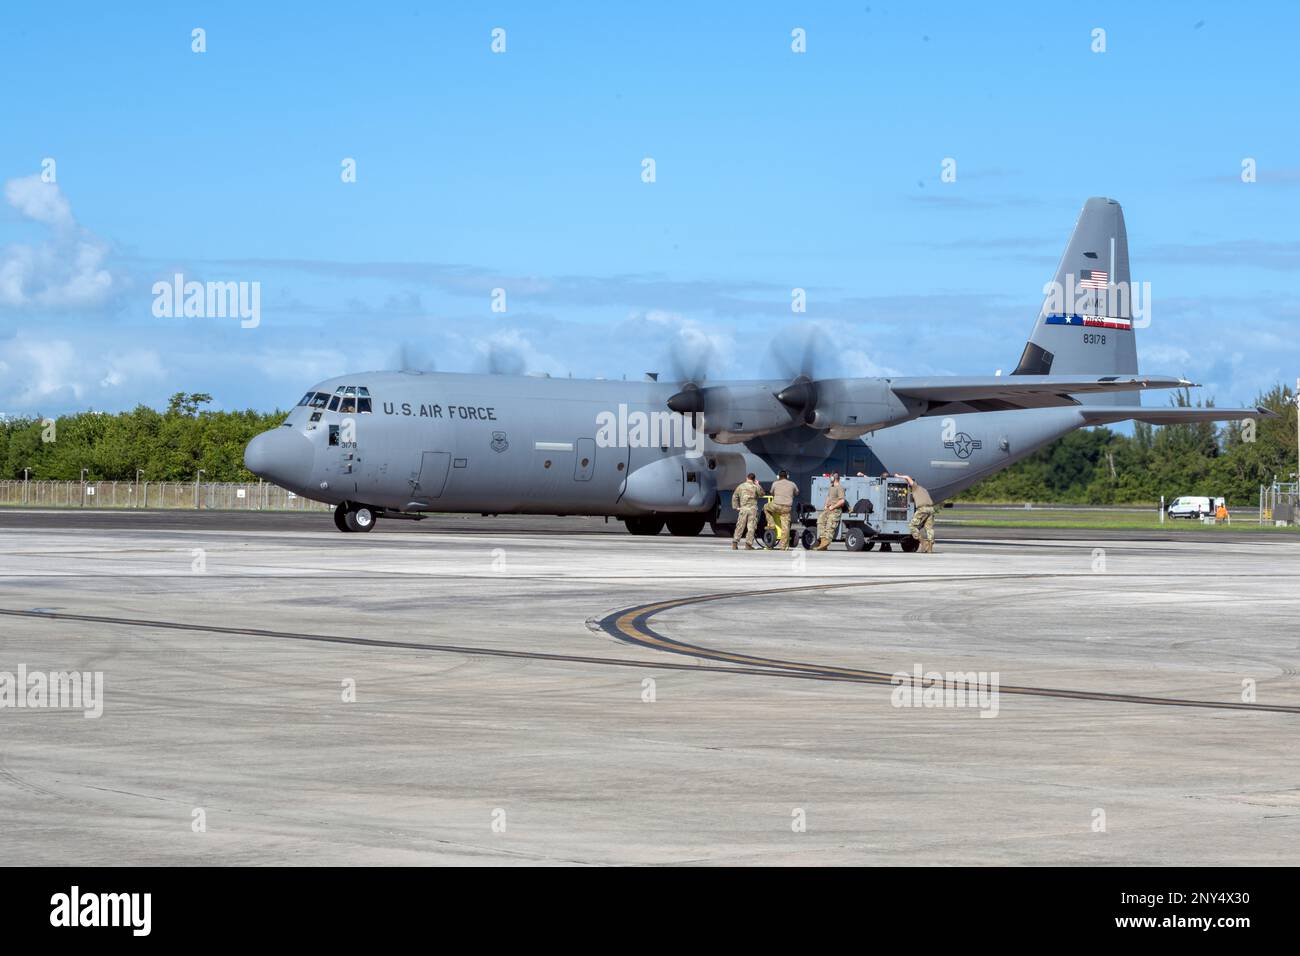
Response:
334,502,378,533
623,515,708,536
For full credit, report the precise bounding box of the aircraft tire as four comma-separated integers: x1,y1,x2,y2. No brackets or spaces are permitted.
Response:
900,537,919,553
625,516,665,536
345,505,377,533
666,515,707,537
709,521,736,538
333,504,352,533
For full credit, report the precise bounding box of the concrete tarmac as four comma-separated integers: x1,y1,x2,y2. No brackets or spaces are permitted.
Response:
1,509,1297,865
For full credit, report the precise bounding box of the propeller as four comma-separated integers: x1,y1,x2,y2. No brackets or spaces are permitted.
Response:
396,342,437,374
665,334,718,416
659,324,843,439
768,324,832,424
484,340,526,376
667,334,716,386
775,375,818,423
666,382,704,414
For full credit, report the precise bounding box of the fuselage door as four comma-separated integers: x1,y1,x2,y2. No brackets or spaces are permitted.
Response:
574,438,595,481
414,451,452,499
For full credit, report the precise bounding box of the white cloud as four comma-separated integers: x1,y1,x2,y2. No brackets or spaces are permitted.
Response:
4,176,74,228
620,309,736,381
1137,344,1194,368
469,327,564,375
0,175,116,311
0,332,163,407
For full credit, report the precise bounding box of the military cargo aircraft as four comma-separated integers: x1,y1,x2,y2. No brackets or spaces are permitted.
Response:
244,197,1270,535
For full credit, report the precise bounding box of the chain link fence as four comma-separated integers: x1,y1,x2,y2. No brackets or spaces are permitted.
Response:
1260,481,1298,524
0,480,330,511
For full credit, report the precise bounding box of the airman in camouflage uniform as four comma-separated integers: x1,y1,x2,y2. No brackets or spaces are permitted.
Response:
764,470,799,550
896,473,936,552
731,473,764,550
814,473,846,550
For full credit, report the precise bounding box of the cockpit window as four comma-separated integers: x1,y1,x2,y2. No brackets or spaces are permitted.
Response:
310,385,371,413
339,386,357,414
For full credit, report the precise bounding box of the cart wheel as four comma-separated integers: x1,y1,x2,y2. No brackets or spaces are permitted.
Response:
900,537,920,553
800,528,817,550
762,528,779,549
843,527,866,552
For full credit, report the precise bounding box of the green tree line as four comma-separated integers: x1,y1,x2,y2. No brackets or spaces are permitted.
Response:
1,385,1296,504
0,394,282,483
959,384,1298,506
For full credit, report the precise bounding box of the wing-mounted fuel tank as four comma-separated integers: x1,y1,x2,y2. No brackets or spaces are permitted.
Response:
666,383,801,443
776,377,926,439
620,454,717,512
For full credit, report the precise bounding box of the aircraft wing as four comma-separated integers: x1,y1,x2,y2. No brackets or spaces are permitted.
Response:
888,374,1193,415
1078,405,1277,426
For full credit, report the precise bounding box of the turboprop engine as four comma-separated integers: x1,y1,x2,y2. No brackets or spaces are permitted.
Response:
665,383,803,443
775,377,927,439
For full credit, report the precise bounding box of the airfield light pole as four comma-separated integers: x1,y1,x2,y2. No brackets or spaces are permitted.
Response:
136,469,145,509
80,468,88,508
194,470,206,510
22,467,30,506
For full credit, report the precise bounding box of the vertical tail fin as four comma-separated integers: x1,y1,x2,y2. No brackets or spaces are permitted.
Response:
1012,197,1139,405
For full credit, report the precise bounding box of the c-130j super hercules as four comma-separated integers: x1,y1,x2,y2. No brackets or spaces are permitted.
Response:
245,198,1271,535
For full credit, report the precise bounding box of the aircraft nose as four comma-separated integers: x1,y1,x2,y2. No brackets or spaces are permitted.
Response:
244,428,314,487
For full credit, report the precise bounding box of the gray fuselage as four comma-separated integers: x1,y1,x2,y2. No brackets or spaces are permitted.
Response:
252,370,1086,519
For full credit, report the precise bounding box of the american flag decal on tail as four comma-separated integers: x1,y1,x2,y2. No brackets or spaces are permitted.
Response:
1079,268,1108,289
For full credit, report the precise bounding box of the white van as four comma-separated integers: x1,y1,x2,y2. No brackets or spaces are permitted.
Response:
1167,496,1215,519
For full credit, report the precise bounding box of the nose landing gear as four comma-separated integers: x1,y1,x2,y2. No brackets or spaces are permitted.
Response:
334,502,377,533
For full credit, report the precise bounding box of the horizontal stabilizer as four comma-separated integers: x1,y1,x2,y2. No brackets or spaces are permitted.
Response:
1079,405,1277,426
889,374,1192,415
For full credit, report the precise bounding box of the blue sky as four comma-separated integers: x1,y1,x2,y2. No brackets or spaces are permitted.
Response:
1,1,1295,416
